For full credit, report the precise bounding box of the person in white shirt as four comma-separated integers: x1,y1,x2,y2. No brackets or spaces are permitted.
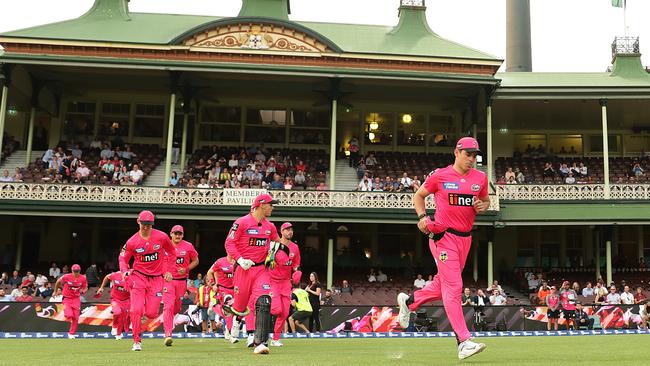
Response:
565,172,576,184
424,274,433,286
528,275,540,292
129,164,144,185
620,286,634,304
49,287,63,302
606,286,621,304
400,172,412,189
489,290,507,305
486,280,503,294
34,273,48,287
100,144,113,160
376,270,387,283
75,161,91,178
0,169,13,182
413,274,426,289
578,162,588,177
581,282,594,297
0,289,14,302
197,178,210,189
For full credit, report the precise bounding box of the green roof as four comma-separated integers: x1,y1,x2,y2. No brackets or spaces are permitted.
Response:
0,5,499,61
497,71,650,88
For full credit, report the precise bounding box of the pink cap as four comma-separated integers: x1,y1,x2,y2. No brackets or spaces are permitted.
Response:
251,193,279,209
170,225,184,234
455,137,481,153
137,210,155,224
71,264,81,271
280,222,293,230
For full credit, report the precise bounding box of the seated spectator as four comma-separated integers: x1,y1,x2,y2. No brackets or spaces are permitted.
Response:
365,153,377,168
425,274,433,286
506,176,516,184
620,286,634,304
197,178,210,188
35,273,48,287
295,160,306,172
71,143,83,159
472,289,489,310
486,280,504,295
367,268,376,282
489,289,507,305
634,286,647,304
569,162,580,176
461,288,473,306
594,282,607,304
565,172,576,184
86,264,100,287
411,175,421,191
578,162,588,177
129,164,144,185
316,182,328,190
269,174,284,189
8,270,21,287
372,177,383,191
505,167,515,182
12,167,23,182
283,177,293,190
572,282,581,295
36,281,53,298
413,274,426,289
320,289,335,306
15,286,34,302
575,302,594,330
400,172,413,189
75,161,91,180
356,161,367,180
49,287,63,302
632,163,644,176
340,280,353,295
605,286,621,304
0,289,14,302
543,162,555,177
559,163,570,177
0,272,7,285
100,144,113,160
528,274,541,293
0,169,13,182
515,168,525,184
294,170,306,189
169,171,179,187
376,270,387,283
581,282,594,297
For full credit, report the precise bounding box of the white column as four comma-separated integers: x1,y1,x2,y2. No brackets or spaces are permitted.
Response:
328,99,337,190
595,237,601,281
164,93,176,185
327,238,334,290
606,239,612,285
487,240,494,286
473,239,479,282
15,219,24,271
180,113,189,173
486,103,493,186
0,84,9,158
25,107,36,166
601,100,610,199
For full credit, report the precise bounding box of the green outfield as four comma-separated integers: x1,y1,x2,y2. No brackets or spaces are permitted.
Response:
3,336,650,366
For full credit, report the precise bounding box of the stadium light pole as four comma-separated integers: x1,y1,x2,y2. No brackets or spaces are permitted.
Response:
164,93,177,186
329,99,337,190
600,99,610,199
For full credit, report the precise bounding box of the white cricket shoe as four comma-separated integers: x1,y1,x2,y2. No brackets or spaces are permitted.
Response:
270,339,283,347
246,333,255,347
67,334,77,339
230,336,239,344
458,339,486,360
132,342,142,351
111,327,117,336
253,343,269,354
397,293,413,329
164,337,173,347
231,318,240,338
115,334,123,340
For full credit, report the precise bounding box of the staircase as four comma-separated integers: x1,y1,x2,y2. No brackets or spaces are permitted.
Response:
0,150,45,174
330,159,359,191
144,160,181,187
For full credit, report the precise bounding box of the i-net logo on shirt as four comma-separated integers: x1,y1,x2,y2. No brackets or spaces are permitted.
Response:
448,193,475,206
248,237,268,247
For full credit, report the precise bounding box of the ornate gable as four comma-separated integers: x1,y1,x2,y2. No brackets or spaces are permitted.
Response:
182,22,333,53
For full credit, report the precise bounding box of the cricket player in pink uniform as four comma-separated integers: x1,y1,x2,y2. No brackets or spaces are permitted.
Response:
162,224,199,347
397,137,490,360
206,255,236,342
268,222,302,347
97,270,131,339
119,210,176,351
53,264,88,338
223,193,280,355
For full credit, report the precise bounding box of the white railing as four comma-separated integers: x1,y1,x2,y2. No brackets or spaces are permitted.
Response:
0,183,500,210
497,184,650,200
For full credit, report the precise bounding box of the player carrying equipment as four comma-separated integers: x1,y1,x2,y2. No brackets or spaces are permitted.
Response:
223,193,280,355
96,269,130,339
397,137,490,360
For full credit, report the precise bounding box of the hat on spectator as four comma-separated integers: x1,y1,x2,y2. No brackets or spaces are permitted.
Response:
455,137,481,153
280,222,293,230
251,193,278,209
71,264,81,272
138,210,155,225
170,225,184,234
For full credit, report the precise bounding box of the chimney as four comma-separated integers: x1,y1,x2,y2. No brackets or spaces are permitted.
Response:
239,0,291,20
506,0,532,71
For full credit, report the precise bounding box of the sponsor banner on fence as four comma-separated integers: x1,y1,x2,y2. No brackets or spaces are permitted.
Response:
222,188,267,206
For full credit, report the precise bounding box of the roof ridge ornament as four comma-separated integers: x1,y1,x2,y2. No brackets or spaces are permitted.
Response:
389,0,436,38
610,36,650,79
82,0,131,21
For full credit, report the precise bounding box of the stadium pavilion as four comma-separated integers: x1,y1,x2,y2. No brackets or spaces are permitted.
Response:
0,0,649,296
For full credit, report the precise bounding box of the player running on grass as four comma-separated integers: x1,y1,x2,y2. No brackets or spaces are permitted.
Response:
119,210,176,351
397,136,490,360
162,224,199,347
96,269,130,340
267,222,302,347
206,255,236,342
53,264,87,339
223,193,280,355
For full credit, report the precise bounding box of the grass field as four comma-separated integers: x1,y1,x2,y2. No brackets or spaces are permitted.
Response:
3,336,650,366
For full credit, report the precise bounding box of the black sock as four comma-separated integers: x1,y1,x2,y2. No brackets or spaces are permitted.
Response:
406,294,415,306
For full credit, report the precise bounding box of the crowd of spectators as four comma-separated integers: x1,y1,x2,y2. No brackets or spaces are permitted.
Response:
171,145,328,190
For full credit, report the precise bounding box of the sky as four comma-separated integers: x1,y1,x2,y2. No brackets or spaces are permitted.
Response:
0,0,648,72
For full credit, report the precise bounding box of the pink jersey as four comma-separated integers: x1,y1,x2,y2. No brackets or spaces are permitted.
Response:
225,214,280,264
169,240,198,279
423,165,488,232
108,272,130,301
119,228,175,276
559,289,577,310
211,257,234,289
61,273,87,299
269,241,301,281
